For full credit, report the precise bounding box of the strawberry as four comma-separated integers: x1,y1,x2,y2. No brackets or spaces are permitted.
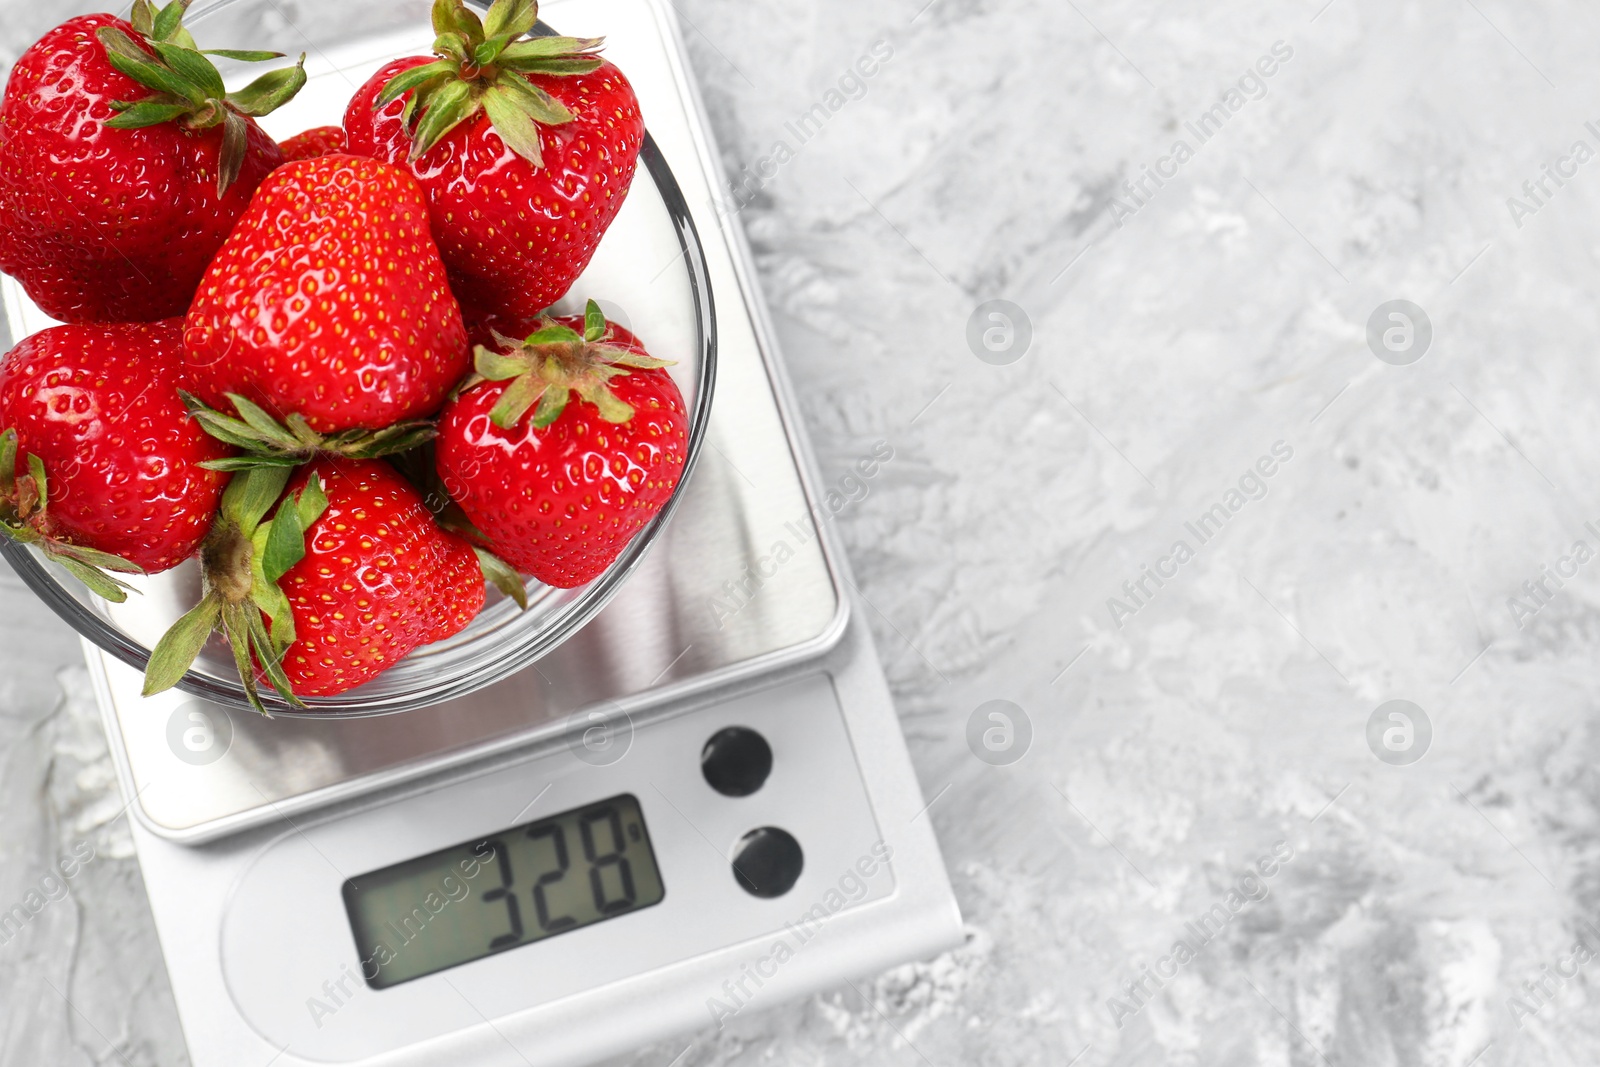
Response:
0,318,231,598
435,301,688,588
182,154,470,436
276,459,485,696
279,125,346,162
143,459,487,708
0,1,306,324
343,0,644,324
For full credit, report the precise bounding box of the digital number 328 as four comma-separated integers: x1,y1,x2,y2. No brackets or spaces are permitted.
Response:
479,805,640,952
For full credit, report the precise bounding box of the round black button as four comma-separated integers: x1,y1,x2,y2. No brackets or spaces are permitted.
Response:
731,827,803,898
700,726,773,797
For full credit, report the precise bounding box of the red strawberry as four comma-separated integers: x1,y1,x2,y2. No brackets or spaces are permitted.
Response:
435,301,688,588
279,125,346,162
343,0,643,323
143,459,487,708
276,459,485,696
182,154,470,436
0,319,231,594
0,2,306,324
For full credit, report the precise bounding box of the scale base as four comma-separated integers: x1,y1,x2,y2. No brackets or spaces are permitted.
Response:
104,611,962,1067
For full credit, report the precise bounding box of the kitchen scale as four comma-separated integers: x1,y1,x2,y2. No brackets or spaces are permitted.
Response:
0,0,962,1064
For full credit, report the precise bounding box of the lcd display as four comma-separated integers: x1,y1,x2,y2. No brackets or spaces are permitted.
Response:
342,794,665,988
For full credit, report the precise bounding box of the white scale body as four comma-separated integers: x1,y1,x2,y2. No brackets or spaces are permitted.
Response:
2,1,965,1063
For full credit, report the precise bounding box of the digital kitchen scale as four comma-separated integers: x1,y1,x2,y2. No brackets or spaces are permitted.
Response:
0,1,963,1064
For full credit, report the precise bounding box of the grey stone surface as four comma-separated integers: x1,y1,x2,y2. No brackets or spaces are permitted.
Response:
5,1,1600,1065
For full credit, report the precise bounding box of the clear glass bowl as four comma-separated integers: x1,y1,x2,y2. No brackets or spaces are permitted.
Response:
0,0,716,717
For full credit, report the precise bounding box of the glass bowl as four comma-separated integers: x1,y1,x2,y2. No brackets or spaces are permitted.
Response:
0,0,716,717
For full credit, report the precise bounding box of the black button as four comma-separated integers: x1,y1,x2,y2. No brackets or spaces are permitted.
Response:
700,726,772,797
731,827,803,898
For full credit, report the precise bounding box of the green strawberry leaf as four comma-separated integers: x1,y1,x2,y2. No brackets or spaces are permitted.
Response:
183,392,284,450
529,379,570,429
245,606,301,707
474,547,529,610
248,526,295,644
266,591,297,650
0,523,41,549
498,36,604,63
106,100,193,129
584,300,608,342
574,381,634,424
202,49,286,62
221,601,269,713
221,464,293,536
50,541,144,573
259,507,307,585
99,11,304,144
503,56,604,77
494,71,575,125
225,393,300,446
433,0,485,41
217,110,249,197
410,78,478,159
295,472,330,530
524,322,584,346
377,59,455,107
55,558,134,603
482,0,538,40
96,25,154,64
201,456,304,472
474,345,532,381
474,33,515,68
432,31,474,65
0,429,17,496
600,349,675,369
150,40,225,99
130,0,159,37
25,454,47,510
258,476,328,584
481,85,546,167
143,593,222,696
225,55,308,118
152,0,192,44
283,413,326,449
186,392,428,465
338,421,437,459
97,29,207,105
489,374,545,430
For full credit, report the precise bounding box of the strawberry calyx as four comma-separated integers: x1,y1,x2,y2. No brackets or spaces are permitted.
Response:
471,299,673,431
377,0,606,166
95,0,308,196
181,392,436,472
0,429,144,602
142,464,328,714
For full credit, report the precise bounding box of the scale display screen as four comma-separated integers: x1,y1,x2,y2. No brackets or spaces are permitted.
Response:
342,794,665,989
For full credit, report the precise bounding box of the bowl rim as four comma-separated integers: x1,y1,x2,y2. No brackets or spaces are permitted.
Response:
0,123,718,717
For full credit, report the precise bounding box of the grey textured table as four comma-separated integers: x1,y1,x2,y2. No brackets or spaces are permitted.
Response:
4,1,1599,1065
